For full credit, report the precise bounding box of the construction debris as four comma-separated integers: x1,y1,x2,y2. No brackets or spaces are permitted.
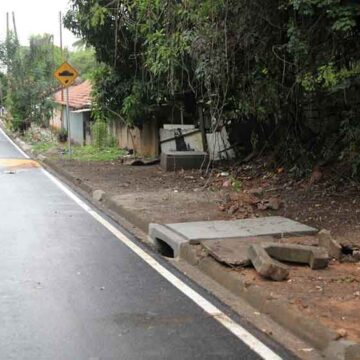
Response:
248,242,329,281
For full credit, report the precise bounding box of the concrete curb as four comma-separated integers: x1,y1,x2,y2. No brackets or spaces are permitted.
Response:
180,244,360,360
3,124,360,360
40,158,150,234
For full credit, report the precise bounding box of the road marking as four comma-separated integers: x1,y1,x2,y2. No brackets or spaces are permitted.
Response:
0,127,30,159
41,169,283,360
2,127,282,360
0,158,40,169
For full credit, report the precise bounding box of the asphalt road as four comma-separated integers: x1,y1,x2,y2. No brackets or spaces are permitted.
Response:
0,129,295,360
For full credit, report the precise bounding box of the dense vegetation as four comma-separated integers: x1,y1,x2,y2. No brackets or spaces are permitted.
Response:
64,0,360,175
0,34,60,131
0,33,97,132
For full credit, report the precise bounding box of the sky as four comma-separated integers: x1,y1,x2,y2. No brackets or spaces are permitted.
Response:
0,0,78,48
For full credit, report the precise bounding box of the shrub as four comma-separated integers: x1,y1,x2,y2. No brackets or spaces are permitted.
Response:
91,120,109,149
57,128,68,143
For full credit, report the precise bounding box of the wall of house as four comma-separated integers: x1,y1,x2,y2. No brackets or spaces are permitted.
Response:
62,108,85,145
70,112,85,145
50,108,62,131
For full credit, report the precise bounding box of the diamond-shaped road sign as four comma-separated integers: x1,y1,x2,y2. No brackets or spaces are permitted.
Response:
53,62,79,88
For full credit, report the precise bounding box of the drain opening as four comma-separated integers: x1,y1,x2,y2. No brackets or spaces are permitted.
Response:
341,245,353,255
155,238,174,258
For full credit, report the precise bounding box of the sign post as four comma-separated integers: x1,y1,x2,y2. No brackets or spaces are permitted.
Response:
53,62,79,156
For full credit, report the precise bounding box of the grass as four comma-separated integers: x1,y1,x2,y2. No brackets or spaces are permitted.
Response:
31,141,56,154
66,145,126,162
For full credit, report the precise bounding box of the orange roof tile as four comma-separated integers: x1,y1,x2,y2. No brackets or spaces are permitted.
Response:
54,80,92,109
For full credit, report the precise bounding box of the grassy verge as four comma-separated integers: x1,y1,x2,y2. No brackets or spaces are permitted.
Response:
31,141,57,154
66,145,126,161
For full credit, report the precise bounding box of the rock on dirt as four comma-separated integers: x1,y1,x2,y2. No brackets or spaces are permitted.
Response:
93,189,105,202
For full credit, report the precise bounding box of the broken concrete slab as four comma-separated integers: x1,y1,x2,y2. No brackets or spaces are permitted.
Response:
160,151,208,171
248,242,328,281
166,217,318,243
247,244,290,281
318,229,342,260
200,236,276,267
264,243,329,269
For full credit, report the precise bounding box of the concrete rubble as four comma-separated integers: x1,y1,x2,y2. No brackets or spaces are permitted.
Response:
247,243,329,281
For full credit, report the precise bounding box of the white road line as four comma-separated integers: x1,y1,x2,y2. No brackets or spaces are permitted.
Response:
0,127,30,159
42,169,282,360
3,129,282,360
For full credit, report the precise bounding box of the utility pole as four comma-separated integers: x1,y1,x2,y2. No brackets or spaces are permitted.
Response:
59,12,63,60
12,12,18,43
6,12,9,39
58,11,71,155
59,12,64,101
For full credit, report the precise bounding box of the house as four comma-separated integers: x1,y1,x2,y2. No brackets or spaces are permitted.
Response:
52,80,92,145
51,80,160,157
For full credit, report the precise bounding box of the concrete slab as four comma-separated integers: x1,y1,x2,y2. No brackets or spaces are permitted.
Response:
200,236,276,267
149,217,317,259
167,217,318,243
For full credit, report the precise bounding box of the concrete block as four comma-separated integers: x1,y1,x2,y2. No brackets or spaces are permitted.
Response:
93,189,105,202
160,151,208,171
318,229,342,260
166,217,318,243
324,340,360,360
247,244,290,281
264,243,329,269
148,223,188,257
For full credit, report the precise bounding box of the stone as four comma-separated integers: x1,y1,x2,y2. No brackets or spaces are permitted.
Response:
248,187,264,196
247,244,290,281
93,189,105,202
227,204,239,215
336,329,348,340
37,154,47,161
222,180,231,188
318,229,342,260
258,198,282,210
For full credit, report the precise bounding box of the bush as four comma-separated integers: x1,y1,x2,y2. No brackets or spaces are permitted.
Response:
57,128,68,143
11,117,30,134
91,120,107,148
91,120,115,148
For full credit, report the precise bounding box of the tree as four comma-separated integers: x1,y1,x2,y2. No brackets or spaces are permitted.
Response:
69,46,97,80
65,0,360,176
0,33,62,131
0,71,7,107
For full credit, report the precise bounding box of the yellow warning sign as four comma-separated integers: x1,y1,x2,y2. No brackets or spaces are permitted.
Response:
53,62,79,88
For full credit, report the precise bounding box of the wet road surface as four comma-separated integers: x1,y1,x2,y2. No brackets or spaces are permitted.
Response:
0,129,295,360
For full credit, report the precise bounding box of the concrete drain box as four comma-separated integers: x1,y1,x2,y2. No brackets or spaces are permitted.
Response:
149,217,318,258
160,151,208,171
